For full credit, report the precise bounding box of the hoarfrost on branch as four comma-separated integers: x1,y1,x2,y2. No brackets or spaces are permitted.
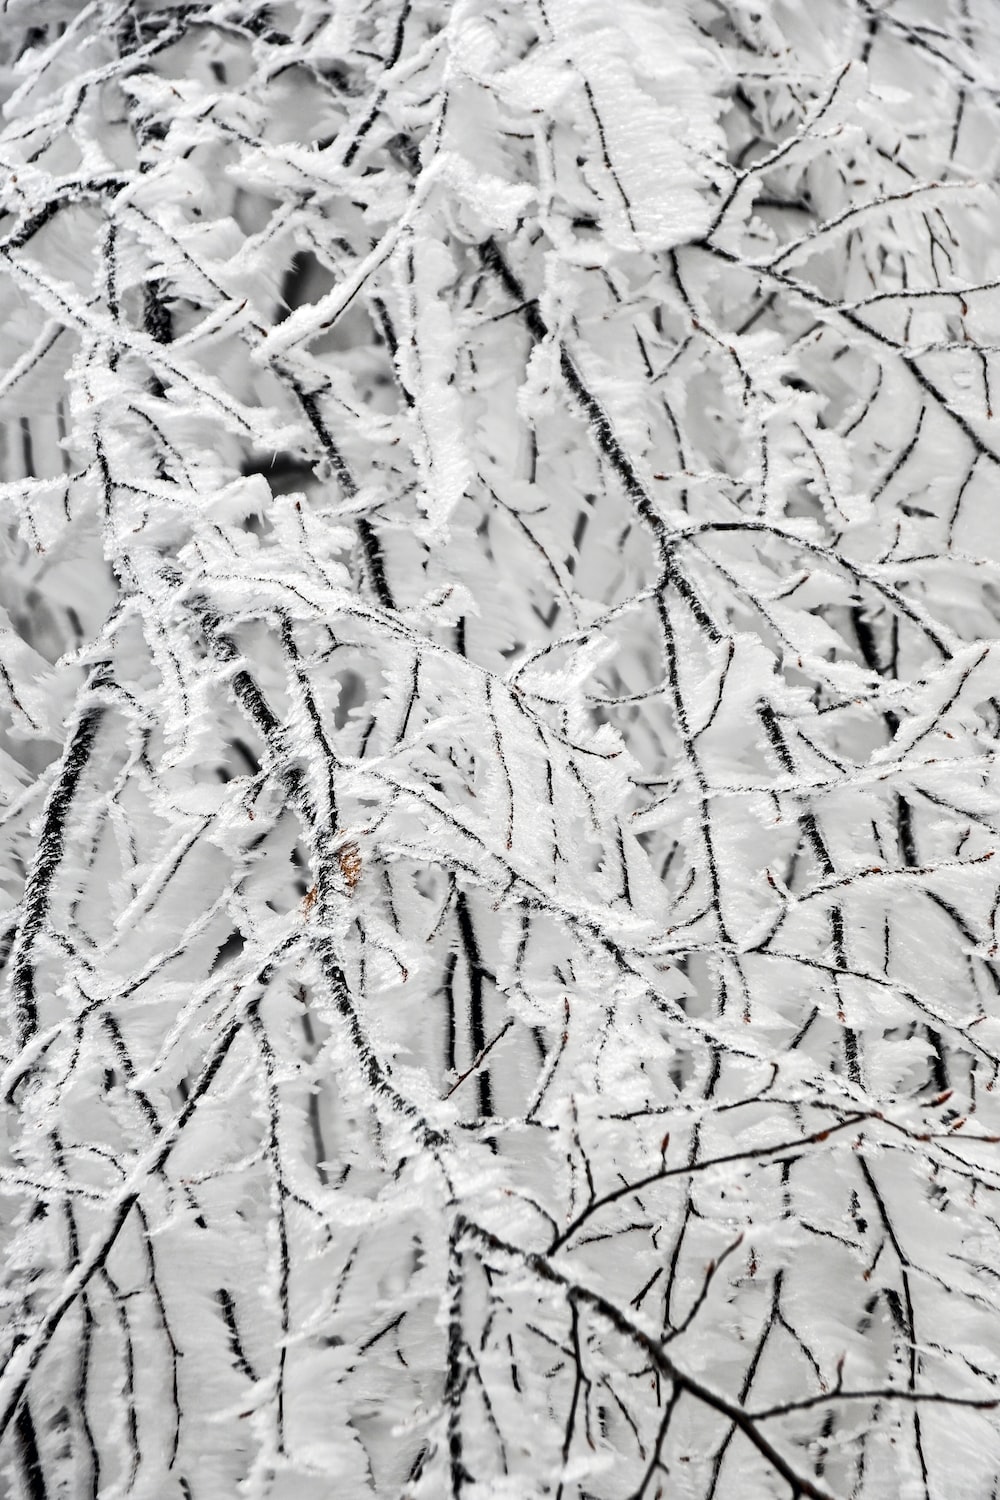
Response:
1,2,1000,1497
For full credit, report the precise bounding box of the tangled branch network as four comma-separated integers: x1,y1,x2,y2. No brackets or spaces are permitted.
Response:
1,1,1000,1496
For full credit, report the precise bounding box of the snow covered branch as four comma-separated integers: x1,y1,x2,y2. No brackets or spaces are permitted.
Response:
2,1,1000,1496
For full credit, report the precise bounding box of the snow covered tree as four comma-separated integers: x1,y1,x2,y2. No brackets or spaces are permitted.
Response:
2,1,1000,1496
